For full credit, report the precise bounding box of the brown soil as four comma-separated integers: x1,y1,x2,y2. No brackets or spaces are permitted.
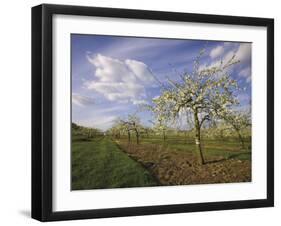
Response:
115,141,251,186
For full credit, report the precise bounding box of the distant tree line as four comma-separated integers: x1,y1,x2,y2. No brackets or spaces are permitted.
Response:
72,122,103,140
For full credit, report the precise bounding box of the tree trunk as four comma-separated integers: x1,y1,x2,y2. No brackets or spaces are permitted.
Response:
235,128,245,149
135,129,139,144
220,130,224,140
163,130,166,141
194,110,205,165
127,130,131,143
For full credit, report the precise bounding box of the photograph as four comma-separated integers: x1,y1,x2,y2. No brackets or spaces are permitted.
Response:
71,34,252,190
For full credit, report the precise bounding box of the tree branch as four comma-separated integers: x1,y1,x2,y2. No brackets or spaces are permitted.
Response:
199,115,210,128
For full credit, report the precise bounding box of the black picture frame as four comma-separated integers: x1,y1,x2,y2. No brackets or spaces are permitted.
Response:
32,3,274,222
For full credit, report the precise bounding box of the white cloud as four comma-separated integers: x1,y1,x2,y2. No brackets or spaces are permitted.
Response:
86,82,144,102
201,43,251,74
93,115,118,130
237,93,250,103
132,100,148,105
72,93,95,107
125,59,154,84
86,54,155,104
239,67,251,77
152,95,160,100
223,42,232,47
87,54,135,83
223,50,236,63
238,66,251,83
98,38,188,60
75,115,117,131
235,43,251,62
210,45,224,59
201,48,234,72
72,105,127,131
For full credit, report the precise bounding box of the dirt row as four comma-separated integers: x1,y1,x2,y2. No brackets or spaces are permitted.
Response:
115,141,251,186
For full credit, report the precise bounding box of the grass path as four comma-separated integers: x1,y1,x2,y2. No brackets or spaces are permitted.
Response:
72,137,158,190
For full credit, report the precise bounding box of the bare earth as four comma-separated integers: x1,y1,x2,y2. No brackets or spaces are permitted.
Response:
116,141,251,186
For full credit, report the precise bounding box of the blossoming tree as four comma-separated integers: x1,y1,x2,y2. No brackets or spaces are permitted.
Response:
152,50,240,164
113,115,142,144
220,110,251,149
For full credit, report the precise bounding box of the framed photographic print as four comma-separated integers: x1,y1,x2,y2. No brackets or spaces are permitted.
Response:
32,4,274,221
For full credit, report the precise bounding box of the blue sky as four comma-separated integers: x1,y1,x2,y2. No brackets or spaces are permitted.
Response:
71,34,251,131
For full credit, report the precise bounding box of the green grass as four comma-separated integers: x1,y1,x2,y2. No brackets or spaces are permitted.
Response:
72,137,158,190
122,135,251,161
72,134,251,190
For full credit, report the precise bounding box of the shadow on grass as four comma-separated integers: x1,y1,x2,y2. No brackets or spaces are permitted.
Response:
228,151,251,160
205,151,251,164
